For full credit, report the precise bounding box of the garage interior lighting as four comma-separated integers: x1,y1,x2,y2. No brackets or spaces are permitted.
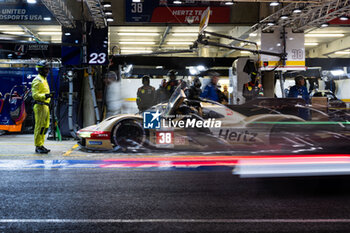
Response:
173,0,182,4
38,31,62,35
305,33,344,37
118,32,160,36
119,41,156,45
241,51,251,54
334,51,350,54
330,70,346,76
121,50,153,54
104,10,112,15
293,8,302,14
43,17,51,21
132,0,141,2
172,33,198,37
304,42,319,46
225,1,234,5
102,2,111,7
1,31,25,35
321,23,329,27
27,0,37,3
270,1,279,6
340,16,349,21
267,22,276,26
167,41,193,45
280,15,289,20
249,33,257,37
106,17,114,22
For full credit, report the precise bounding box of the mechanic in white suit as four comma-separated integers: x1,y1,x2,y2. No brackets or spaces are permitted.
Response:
104,71,122,118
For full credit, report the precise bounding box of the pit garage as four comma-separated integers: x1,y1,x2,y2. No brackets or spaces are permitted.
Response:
0,0,350,232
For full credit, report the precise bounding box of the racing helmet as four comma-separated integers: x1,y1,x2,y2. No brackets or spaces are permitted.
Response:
35,60,49,72
167,69,178,77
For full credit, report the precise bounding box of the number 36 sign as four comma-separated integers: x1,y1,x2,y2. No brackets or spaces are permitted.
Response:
87,25,108,65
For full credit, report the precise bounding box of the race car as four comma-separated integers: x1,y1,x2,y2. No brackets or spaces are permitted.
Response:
77,86,350,153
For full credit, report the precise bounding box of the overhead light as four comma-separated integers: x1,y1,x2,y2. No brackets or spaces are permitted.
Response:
118,32,160,36
102,2,111,7
293,8,302,13
1,31,25,35
119,41,156,44
43,17,51,21
267,22,276,26
241,51,251,54
156,66,163,69
225,1,234,5
197,65,206,71
340,15,349,21
104,10,112,15
132,0,141,2
27,0,37,3
106,17,114,22
321,23,329,27
330,70,345,76
249,33,257,37
167,41,193,45
270,1,279,6
334,51,350,55
121,50,153,54
189,67,198,75
172,33,198,37
38,31,62,35
64,32,71,36
173,0,182,4
304,42,318,46
280,15,288,20
305,33,344,37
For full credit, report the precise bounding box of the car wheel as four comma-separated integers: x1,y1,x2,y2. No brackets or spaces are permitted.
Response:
111,119,146,150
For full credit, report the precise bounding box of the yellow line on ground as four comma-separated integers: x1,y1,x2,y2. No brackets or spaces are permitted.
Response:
63,144,80,157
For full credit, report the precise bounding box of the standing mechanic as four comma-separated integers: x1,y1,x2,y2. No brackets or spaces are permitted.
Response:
288,75,310,103
137,75,156,112
242,72,264,102
165,70,179,100
200,72,220,102
32,61,54,154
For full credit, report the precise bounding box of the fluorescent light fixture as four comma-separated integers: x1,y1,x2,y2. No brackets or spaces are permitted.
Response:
225,1,234,5
121,50,153,54
119,41,156,44
106,17,114,22
340,16,349,21
305,33,344,37
118,32,160,36
270,1,279,6
132,0,141,2
293,8,302,13
102,2,111,7
64,32,71,36
267,22,275,26
173,0,182,4
321,23,329,27
330,70,345,76
104,10,112,15
2,31,25,35
38,31,62,35
280,15,288,20
172,33,198,37
156,66,163,69
167,41,193,45
189,67,198,75
27,0,37,3
334,51,350,54
43,17,51,21
241,51,251,54
304,42,318,46
249,33,257,37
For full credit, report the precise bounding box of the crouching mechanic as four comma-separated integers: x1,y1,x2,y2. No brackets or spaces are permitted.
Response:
32,61,54,154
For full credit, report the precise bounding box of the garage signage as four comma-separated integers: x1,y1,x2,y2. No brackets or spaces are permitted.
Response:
125,0,230,23
0,2,54,23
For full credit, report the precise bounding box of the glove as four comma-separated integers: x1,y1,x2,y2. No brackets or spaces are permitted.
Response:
45,92,55,99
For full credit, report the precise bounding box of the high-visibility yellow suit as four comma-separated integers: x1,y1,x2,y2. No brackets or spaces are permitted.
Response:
31,74,51,147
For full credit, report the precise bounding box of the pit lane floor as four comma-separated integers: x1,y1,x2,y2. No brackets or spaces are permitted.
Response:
1,134,350,232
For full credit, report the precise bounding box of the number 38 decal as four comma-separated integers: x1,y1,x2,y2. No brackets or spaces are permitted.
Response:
89,53,107,64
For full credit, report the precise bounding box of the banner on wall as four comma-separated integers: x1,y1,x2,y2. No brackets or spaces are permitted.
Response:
125,0,230,24
0,2,55,24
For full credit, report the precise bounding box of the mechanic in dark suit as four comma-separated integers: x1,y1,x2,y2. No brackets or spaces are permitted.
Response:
288,75,310,120
200,72,220,102
243,72,264,102
136,75,155,112
164,70,179,100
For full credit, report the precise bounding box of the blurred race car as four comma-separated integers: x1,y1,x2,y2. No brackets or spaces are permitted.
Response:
77,86,350,152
